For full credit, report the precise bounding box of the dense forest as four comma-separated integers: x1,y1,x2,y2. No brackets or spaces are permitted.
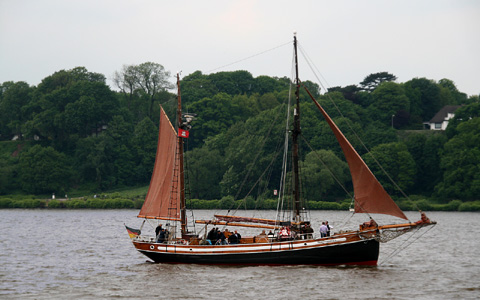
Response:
0,63,479,209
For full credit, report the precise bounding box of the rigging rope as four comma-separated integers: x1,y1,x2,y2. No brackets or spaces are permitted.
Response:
276,52,296,226
207,41,291,74
300,134,353,199
378,223,436,265
297,42,419,216
226,104,287,218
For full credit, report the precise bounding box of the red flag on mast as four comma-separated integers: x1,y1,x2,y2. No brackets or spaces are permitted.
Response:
178,129,190,138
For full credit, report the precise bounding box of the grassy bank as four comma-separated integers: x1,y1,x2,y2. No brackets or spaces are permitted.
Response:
1,190,479,212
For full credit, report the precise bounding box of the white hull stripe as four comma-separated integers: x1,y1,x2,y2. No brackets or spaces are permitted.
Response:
136,238,354,255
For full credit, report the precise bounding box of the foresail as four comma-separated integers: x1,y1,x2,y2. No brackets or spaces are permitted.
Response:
306,90,408,220
138,106,181,220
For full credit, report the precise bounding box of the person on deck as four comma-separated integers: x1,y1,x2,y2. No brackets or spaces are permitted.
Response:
304,224,314,239
155,224,163,241
234,230,241,243
207,227,216,244
320,222,328,238
326,221,331,237
228,230,241,244
217,230,227,245
416,211,431,225
280,226,291,239
156,225,167,243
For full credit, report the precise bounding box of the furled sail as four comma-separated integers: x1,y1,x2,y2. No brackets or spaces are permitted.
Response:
215,215,280,226
307,91,408,220
138,106,181,220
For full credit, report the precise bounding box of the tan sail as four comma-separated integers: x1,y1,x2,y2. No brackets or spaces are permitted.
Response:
305,87,408,220
137,106,181,220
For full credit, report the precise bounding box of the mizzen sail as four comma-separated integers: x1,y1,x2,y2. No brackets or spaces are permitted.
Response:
306,89,408,220
137,106,181,220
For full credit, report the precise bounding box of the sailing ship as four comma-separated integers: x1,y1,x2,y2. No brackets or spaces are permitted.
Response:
126,34,436,266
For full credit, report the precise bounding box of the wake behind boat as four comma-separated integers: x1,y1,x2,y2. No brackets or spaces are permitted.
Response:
126,34,436,266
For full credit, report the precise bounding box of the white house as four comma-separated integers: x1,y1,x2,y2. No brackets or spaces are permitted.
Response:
424,105,461,130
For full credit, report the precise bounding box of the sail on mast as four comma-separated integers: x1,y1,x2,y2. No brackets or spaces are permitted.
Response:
303,86,408,220
138,106,181,220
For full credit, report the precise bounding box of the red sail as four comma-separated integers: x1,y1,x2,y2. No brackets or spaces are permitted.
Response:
138,106,181,220
308,96,408,220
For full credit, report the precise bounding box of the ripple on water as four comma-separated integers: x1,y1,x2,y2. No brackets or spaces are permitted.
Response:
1,210,480,299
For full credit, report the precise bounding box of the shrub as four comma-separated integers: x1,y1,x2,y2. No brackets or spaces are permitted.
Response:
220,196,235,209
458,201,480,212
413,199,432,211
48,200,62,208
307,201,342,210
445,200,462,211
134,198,144,209
14,199,45,208
86,198,104,208
0,198,12,208
65,199,87,209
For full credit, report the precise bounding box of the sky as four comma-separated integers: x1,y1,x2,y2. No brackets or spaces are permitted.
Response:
1,0,479,96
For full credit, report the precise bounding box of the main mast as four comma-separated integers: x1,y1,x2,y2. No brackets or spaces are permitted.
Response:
292,34,302,222
177,73,187,235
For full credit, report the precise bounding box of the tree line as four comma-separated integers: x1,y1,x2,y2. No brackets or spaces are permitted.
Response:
0,64,479,206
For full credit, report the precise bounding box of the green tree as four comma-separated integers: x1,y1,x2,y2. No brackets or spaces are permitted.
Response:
0,81,34,140
180,71,218,105
419,134,447,194
438,78,468,105
18,144,73,194
208,71,255,96
74,115,135,190
103,115,135,187
113,62,173,118
369,82,409,125
22,68,118,149
360,72,397,92
252,75,281,95
219,106,285,198
403,78,442,122
435,117,480,201
328,85,360,104
446,103,480,139
74,136,109,189
186,146,224,199
132,117,158,182
363,142,416,195
186,93,242,148
0,154,18,194
301,150,349,201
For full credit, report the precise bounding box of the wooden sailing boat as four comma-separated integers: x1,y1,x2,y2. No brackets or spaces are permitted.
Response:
126,34,436,266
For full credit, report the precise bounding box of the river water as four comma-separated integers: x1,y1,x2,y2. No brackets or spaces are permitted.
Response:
1,209,479,299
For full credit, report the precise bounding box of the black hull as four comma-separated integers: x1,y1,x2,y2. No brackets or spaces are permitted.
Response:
136,239,379,266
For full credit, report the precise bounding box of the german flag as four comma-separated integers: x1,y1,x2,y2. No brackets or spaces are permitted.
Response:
125,225,141,239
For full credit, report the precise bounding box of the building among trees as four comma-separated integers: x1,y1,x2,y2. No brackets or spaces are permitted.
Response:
424,105,461,130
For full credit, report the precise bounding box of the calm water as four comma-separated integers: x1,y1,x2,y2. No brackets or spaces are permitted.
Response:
1,209,479,299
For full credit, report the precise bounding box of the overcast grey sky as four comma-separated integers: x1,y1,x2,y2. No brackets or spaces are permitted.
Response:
1,0,479,96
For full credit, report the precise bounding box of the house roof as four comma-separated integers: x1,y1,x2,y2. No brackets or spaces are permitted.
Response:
429,105,461,123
